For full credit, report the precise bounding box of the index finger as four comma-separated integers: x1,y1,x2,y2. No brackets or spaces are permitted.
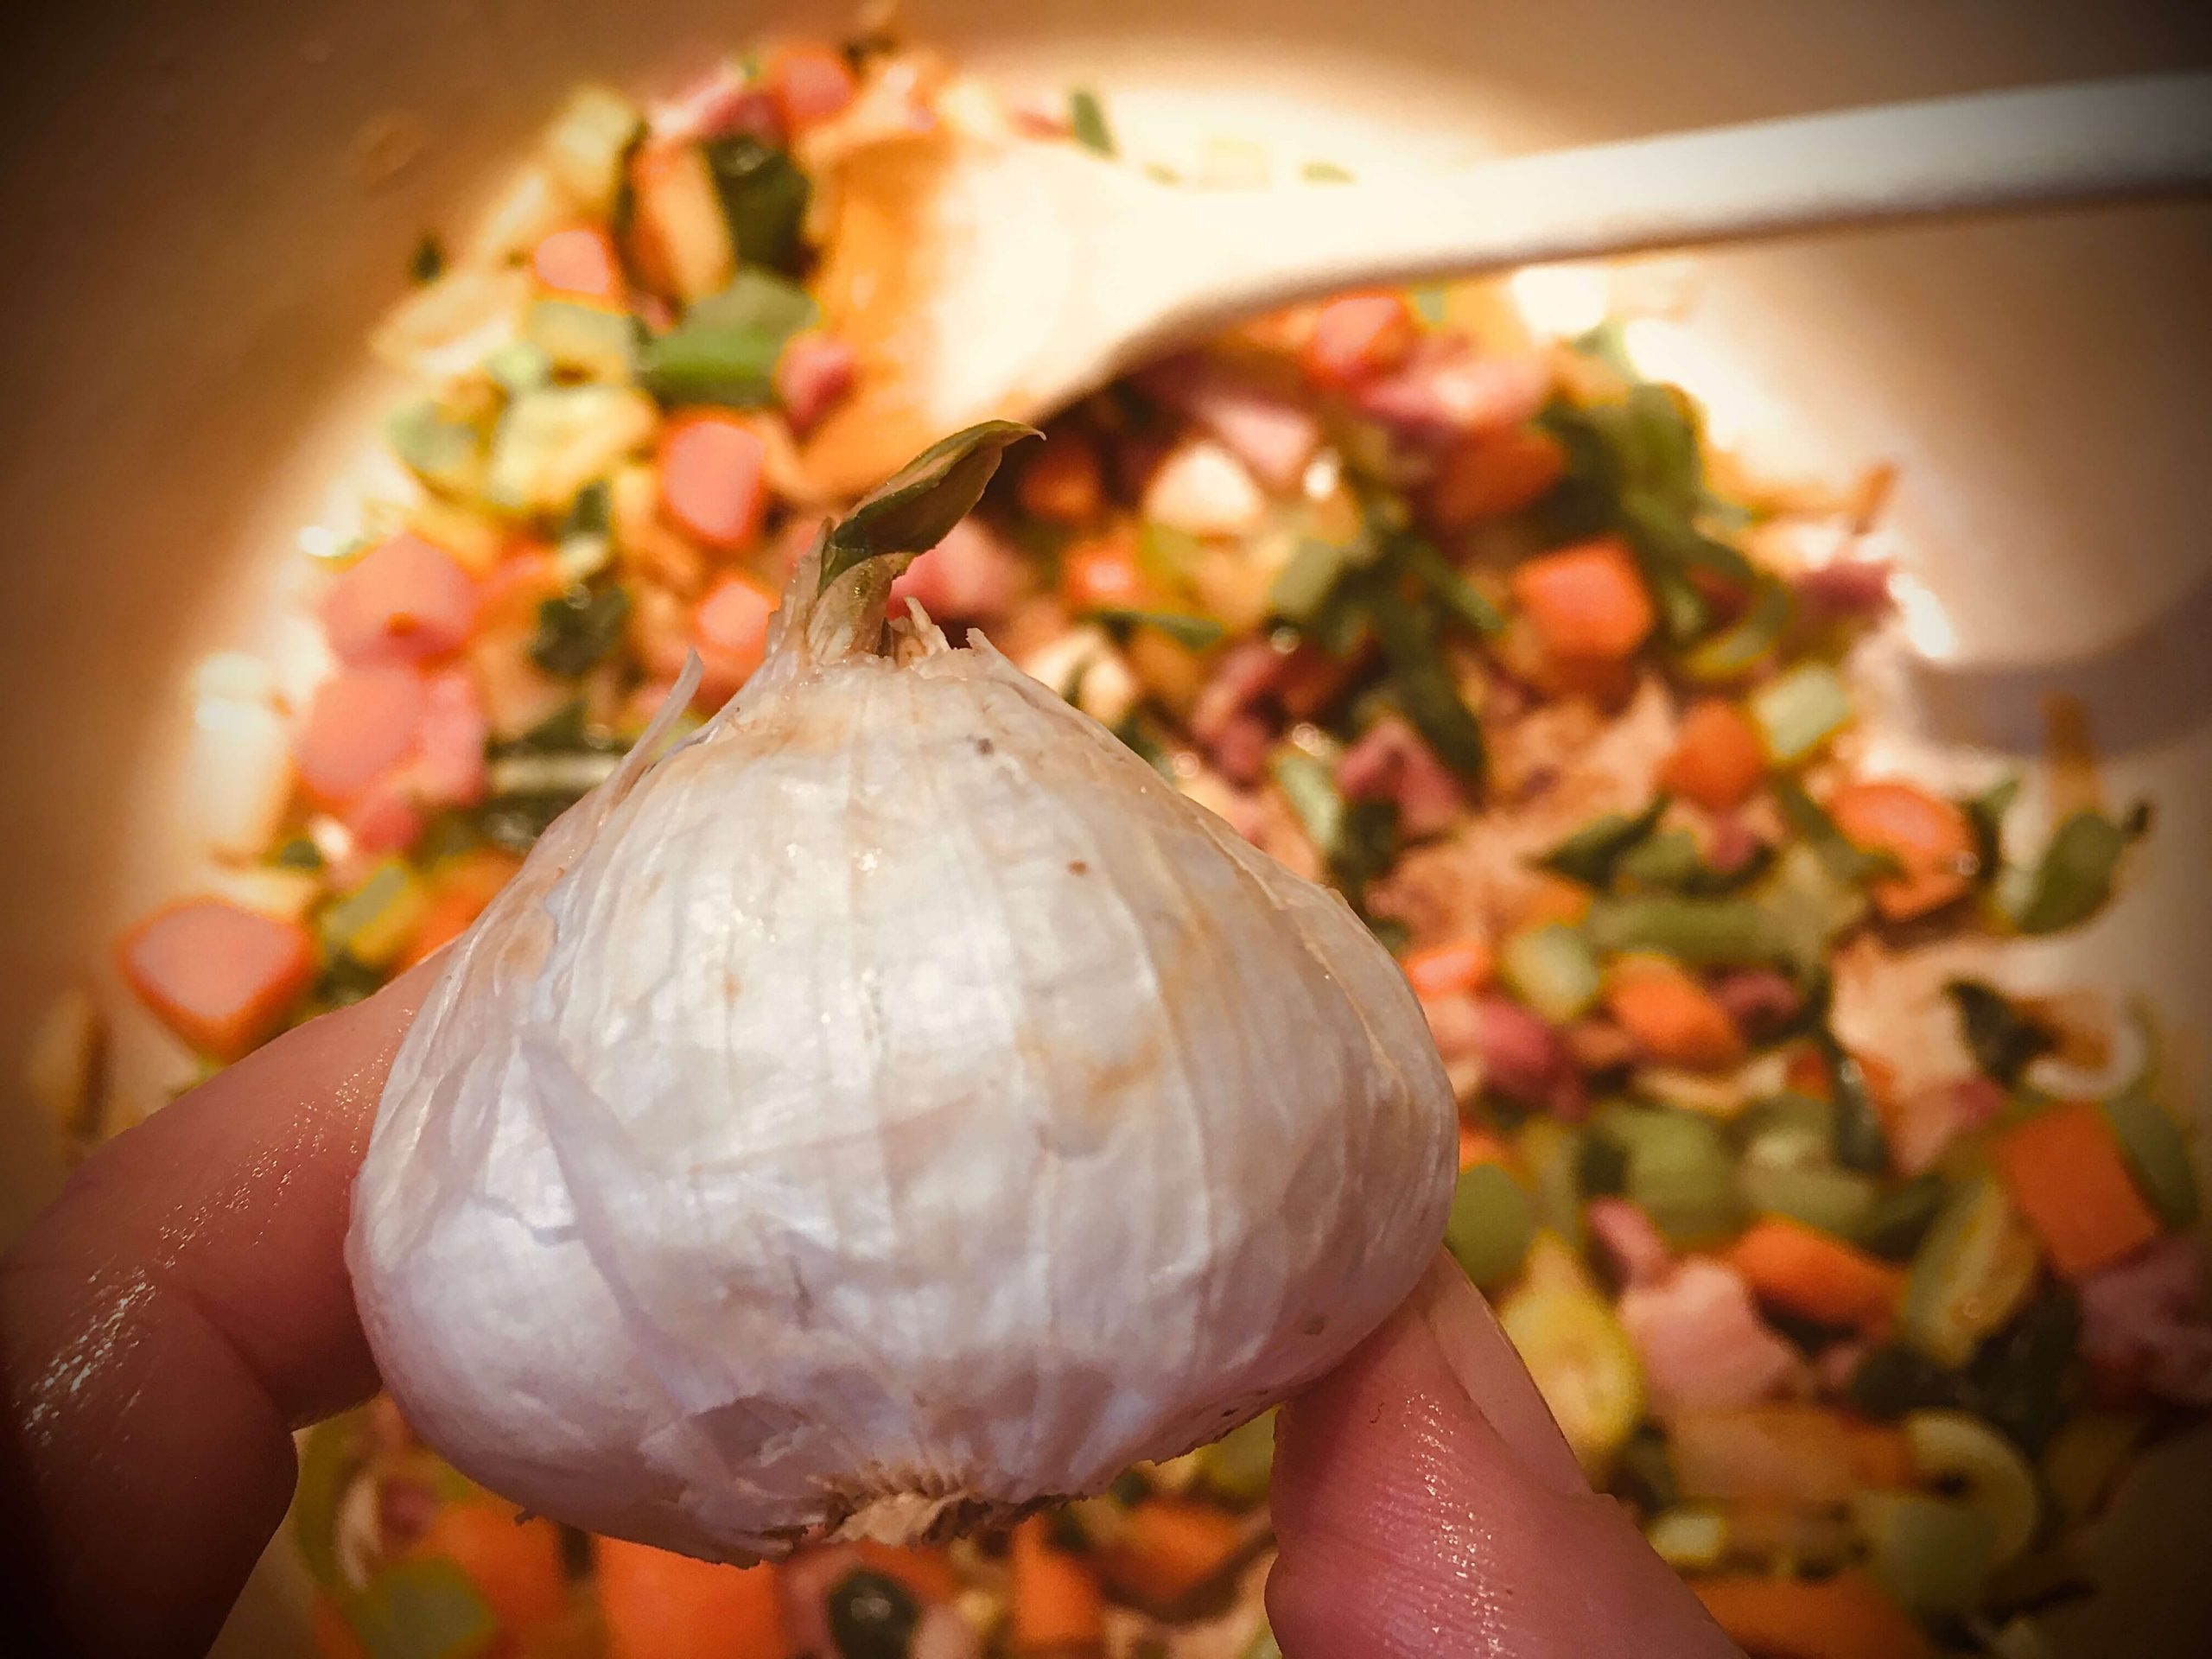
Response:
1,968,429,1659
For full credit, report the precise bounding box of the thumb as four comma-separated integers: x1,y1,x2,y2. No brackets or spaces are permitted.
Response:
1265,1256,1740,1658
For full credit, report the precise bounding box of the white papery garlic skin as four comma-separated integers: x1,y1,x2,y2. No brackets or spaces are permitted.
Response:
346,436,1454,1563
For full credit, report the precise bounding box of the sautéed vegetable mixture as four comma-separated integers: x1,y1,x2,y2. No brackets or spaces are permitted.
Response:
58,26,2210,1659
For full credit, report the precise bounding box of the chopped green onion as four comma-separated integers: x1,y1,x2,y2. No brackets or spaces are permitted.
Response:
2005,804,2151,935
1445,1161,1536,1288
529,584,632,677
346,1556,500,1659
1068,87,1116,156
637,270,817,408
1583,896,1796,968
318,860,429,969
1681,577,1793,682
1501,923,1601,1022
2100,1083,2200,1227
1535,795,1669,890
1750,660,1853,766
1089,607,1225,651
1945,980,2056,1087
1816,1027,1891,1175
702,135,811,276
1902,1174,2040,1369
407,232,446,286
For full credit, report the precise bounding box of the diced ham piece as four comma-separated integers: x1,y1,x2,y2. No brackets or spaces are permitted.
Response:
2080,1235,2212,1407
1711,969,1806,1040
1336,715,1467,839
321,532,480,667
1792,557,1895,622
1300,294,1418,388
888,518,1025,624
296,666,430,807
1705,813,1766,879
1621,1259,1808,1415
773,331,857,435
1469,994,1573,1111
1349,338,1553,448
651,63,784,145
769,43,859,130
1208,714,1273,786
691,572,779,705
1138,354,1322,490
117,900,317,1061
1190,638,1286,774
1890,1074,2007,1177
658,416,767,551
404,668,490,809
342,779,425,859
1587,1197,1675,1291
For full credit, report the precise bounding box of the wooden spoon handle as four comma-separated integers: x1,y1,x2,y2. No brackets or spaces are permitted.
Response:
1113,73,2212,351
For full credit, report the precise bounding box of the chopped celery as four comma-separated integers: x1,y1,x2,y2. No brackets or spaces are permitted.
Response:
1906,1409,2040,1565
484,385,658,517
387,397,486,497
1741,1160,1877,1238
1516,1119,1587,1250
1535,795,1669,890
2099,1083,2199,1226
1583,895,1795,968
1901,1175,2040,1368
318,861,429,969
1497,1236,1643,1475
2006,804,2150,935
1500,923,1601,1022
637,270,817,408
1645,1506,1730,1571
1445,1161,1535,1288
1852,1491,1999,1618
524,298,639,383
1198,1410,1274,1504
1750,660,1853,766
1599,1105,1745,1247
541,84,644,213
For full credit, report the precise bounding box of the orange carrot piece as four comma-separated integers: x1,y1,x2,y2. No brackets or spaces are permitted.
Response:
1662,699,1769,814
658,415,768,551
849,1541,963,1605
1727,1217,1907,1333
1300,293,1417,388
769,42,858,130
118,901,317,1061
1092,1499,1246,1609
1992,1102,2162,1281
1008,1517,1105,1652
530,226,624,302
1404,938,1497,1001
1060,533,1148,613
296,665,430,807
407,1502,569,1641
596,1536,789,1659
1604,956,1745,1071
321,532,481,668
691,571,779,703
1519,872,1595,930
1825,780,1977,923
1510,537,1656,664
1692,1572,1932,1659
1459,1123,1510,1171
1427,427,1568,529
1018,436,1105,527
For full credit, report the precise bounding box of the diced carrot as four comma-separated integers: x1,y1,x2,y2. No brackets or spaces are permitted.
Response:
118,901,316,1061
849,1541,963,1605
1783,1044,1832,1100
772,332,857,435
1459,1123,1510,1171
1300,293,1417,388
321,533,480,668
530,226,624,302
1008,1517,1104,1652
399,850,523,970
1519,872,1594,930
768,42,858,130
1604,956,1745,1071
1427,427,1568,529
1661,699,1768,814
1091,1499,1245,1609
1992,1102,2162,1281
477,544,563,631
692,571,779,703
1018,436,1105,526
596,1537,788,1659
1727,1217,1907,1333
1692,1572,1932,1659
658,414,768,551
309,1593,368,1659
407,1502,569,1641
296,666,429,807
1404,938,1496,1001
1060,533,1148,613
1510,537,1656,664
1825,780,1977,922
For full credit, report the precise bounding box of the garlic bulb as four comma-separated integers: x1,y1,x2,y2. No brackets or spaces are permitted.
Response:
347,425,1454,1561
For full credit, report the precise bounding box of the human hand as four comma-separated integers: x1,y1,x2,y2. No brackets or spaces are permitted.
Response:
1,974,1738,1656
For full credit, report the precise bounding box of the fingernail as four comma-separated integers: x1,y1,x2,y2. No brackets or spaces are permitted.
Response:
1410,1254,1591,1495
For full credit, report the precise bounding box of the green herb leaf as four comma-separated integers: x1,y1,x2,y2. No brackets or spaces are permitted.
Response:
702,135,811,276
1825,1033,1891,1174
528,584,632,677
347,1557,500,1659
407,232,447,286
1945,980,2056,1087
820,421,1039,591
1400,539,1507,636
637,270,817,407
1362,585,1486,780
270,836,326,873
2006,804,2151,935
1536,795,1671,890
1090,607,1226,651
1069,87,1116,156
1961,773,2023,887
1583,895,1797,968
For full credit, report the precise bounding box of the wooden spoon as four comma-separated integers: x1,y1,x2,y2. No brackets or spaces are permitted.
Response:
800,73,2212,498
